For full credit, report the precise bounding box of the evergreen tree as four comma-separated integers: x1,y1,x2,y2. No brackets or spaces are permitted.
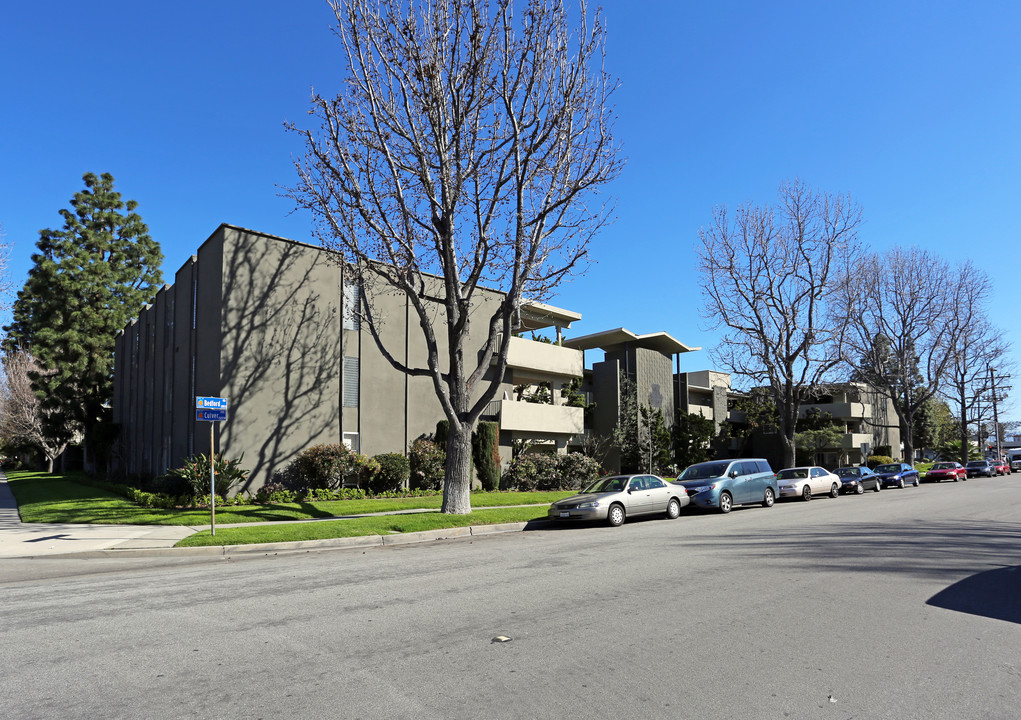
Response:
4,173,163,467
672,411,716,470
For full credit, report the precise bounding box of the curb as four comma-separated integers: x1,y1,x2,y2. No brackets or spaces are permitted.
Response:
21,519,556,560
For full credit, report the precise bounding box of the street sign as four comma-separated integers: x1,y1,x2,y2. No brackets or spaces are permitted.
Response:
196,408,227,422
196,396,228,409
860,442,871,457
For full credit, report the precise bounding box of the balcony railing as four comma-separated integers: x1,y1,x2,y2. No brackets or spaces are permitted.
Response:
498,399,584,435
499,336,583,382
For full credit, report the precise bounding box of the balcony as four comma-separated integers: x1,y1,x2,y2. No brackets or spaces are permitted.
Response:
499,400,584,435
800,402,872,420
500,336,583,383
840,433,874,451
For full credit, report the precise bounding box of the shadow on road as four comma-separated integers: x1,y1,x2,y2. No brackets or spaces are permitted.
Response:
927,564,1021,625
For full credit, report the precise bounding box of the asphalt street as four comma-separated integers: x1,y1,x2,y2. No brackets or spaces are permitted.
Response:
2,475,1019,719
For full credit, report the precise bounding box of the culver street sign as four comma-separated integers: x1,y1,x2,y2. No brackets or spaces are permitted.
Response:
196,396,228,422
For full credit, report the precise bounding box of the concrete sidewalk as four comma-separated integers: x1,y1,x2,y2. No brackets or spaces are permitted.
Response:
0,473,198,557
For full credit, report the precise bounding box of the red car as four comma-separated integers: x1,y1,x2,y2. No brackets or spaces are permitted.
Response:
923,462,968,483
994,459,1011,476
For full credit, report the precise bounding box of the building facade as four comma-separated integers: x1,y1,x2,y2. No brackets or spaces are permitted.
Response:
113,225,589,490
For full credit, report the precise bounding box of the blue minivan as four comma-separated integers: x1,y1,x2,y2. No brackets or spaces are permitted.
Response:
676,458,778,513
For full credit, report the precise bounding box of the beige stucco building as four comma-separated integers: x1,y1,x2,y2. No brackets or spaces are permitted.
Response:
112,225,590,490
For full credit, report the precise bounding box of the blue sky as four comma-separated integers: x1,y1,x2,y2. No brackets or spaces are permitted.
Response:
2,1,1019,418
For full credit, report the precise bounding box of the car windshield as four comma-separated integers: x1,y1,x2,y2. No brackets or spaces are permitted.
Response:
679,462,731,480
966,461,985,467
777,469,808,479
932,463,956,470
835,468,860,477
582,476,627,493
875,464,901,473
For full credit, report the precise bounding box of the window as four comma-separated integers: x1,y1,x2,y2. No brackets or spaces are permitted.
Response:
343,282,360,331
343,356,359,407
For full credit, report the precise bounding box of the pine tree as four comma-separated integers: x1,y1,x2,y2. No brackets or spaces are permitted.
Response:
4,173,163,469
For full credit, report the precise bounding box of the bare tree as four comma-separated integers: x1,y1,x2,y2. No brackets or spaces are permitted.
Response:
939,315,1011,465
697,180,864,468
287,0,622,513
838,248,984,462
0,349,69,472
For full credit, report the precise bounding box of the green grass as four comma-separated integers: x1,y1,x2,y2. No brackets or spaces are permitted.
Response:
176,506,549,547
5,470,573,526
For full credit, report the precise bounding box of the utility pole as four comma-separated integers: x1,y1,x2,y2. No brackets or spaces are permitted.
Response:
987,366,1012,462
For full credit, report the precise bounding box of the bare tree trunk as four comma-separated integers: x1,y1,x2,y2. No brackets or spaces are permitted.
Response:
442,429,473,514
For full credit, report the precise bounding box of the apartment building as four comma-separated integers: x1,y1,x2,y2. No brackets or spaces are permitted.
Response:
112,225,589,490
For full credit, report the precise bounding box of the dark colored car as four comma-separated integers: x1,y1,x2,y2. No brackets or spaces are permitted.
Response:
923,462,967,483
874,463,921,488
965,460,996,478
834,466,881,494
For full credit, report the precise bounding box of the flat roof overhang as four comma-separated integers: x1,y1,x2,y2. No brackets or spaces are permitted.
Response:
518,300,582,332
563,327,701,355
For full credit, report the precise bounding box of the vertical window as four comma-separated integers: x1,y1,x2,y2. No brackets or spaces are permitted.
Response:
343,356,359,407
343,282,360,330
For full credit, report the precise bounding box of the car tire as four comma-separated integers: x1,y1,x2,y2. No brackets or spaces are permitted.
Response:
829,482,840,498
873,482,881,493
915,476,921,487
954,475,959,482
802,485,812,501
719,492,733,514
898,478,905,488
666,498,681,520
607,504,625,527
856,483,864,495
762,488,775,508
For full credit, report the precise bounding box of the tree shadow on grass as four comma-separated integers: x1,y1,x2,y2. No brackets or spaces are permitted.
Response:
927,565,1021,625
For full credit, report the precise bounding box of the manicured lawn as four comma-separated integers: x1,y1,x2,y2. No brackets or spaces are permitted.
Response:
5,470,572,526
176,506,550,547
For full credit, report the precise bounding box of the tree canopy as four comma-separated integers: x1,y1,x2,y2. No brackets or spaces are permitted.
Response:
4,172,163,466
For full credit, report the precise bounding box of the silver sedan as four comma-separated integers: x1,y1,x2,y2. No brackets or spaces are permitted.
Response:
776,466,842,501
548,474,690,527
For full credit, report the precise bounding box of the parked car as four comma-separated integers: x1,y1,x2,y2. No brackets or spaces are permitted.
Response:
965,460,997,478
547,474,690,527
1011,457,1021,473
776,466,842,501
675,458,777,514
874,462,921,488
993,459,1011,476
834,466,881,494
923,462,968,483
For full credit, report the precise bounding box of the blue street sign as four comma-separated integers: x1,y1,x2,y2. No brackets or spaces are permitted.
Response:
196,408,227,422
196,396,228,410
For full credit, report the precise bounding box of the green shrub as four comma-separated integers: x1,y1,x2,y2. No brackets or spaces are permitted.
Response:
866,455,895,469
371,453,410,494
555,453,603,489
410,436,445,490
472,421,501,491
168,453,248,497
504,452,604,491
874,445,892,457
292,444,378,490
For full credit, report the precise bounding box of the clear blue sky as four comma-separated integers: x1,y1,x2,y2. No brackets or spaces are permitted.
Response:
2,1,1018,418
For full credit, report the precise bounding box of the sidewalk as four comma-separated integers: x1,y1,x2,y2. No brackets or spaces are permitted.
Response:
0,472,549,559
0,473,198,558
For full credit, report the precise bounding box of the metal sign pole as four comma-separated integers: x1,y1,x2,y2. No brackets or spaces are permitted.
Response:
210,422,216,536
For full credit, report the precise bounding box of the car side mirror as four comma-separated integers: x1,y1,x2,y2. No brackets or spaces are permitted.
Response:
729,470,739,478
626,487,633,494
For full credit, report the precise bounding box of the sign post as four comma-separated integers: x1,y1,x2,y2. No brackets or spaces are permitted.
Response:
860,442,871,466
196,397,229,536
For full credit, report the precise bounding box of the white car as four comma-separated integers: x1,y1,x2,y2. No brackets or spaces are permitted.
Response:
776,466,842,501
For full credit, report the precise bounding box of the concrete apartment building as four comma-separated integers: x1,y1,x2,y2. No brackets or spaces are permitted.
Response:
112,224,901,489
673,371,901,467
113,225,591,490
